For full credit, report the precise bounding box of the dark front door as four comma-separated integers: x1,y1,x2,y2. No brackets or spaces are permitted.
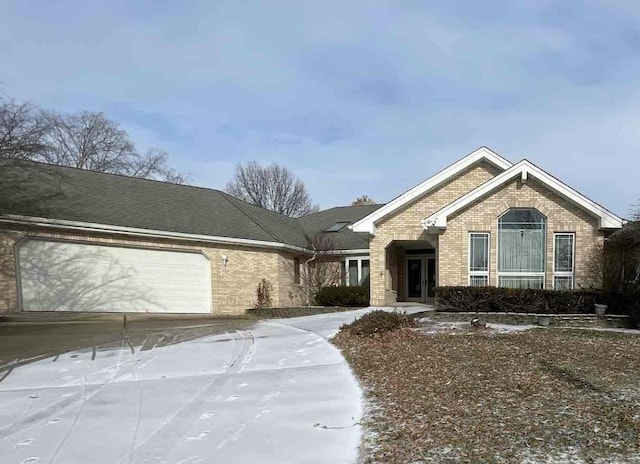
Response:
407,258,423,300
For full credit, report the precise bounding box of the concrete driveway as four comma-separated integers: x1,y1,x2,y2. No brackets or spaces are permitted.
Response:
0,307,422,464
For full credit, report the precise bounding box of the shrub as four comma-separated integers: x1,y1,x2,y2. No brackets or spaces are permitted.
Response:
340,310,417,336
315,286,369,307
596,290,640,315
254,278,273,309
434,286,599,314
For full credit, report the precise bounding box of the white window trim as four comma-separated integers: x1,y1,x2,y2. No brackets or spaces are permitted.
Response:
553,233,575,289
345,256,370,286
496,209,547,289
468,232,490,286
497,274,546,289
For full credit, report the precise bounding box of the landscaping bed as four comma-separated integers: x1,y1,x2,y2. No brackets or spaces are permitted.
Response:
246,306,358,319
431,311,630,328
333,318,640,463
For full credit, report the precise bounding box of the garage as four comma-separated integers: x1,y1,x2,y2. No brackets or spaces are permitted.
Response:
17,238,213,313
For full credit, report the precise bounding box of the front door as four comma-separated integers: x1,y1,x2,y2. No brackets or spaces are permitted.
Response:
406,256,435,302
406,257,425,301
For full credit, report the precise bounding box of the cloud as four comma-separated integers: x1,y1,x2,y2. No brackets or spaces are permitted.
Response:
1,0,639,214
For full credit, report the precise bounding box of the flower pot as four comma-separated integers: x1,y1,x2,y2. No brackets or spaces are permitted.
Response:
595,304,607,317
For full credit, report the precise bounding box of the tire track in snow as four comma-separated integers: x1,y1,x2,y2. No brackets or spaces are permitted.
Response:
127,341,146,464
47,372,88,464
123,329,255,464
0,335,155,440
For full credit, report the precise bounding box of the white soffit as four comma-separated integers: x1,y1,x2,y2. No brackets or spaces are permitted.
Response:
350,146,512,234
422,160,624,230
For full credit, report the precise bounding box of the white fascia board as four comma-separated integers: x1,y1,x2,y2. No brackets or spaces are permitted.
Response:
350,146,512,234
0,215,314,254
422,160,624,230
323,248,371,256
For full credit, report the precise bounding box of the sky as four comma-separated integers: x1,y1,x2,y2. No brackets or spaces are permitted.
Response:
1,1,639,217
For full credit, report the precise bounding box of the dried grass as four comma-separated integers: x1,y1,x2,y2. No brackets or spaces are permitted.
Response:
333,327,640,463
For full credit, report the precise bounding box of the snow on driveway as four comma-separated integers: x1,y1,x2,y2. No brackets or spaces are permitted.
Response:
0,307,425,464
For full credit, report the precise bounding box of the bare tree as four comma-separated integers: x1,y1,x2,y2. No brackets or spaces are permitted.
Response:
0,98,64,215
225,161,318,217
290,233,343,306
631,199,640,221
0,98,49,160
0,96,187,183
128,148,189,184
351,195,376,206
41,111,188,182
586,225,640,292
1,98,187,220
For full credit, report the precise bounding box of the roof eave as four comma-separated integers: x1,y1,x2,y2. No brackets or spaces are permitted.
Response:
351,146,512,234
422,161,624,231
0,215,314,253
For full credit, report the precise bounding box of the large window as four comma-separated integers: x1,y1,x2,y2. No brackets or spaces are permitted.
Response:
469,233,489,286
553,233,575,289
498,209,546,289
345,257,370,286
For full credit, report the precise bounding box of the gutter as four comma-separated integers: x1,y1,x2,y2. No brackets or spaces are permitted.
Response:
0,215,312,253
0,215,371,256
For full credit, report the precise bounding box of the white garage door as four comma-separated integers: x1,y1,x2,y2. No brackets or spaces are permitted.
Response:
17,239,213,313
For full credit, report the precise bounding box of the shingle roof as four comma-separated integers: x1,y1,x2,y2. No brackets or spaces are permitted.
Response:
0,159,309,248
297,204,382,250
0,160,378,251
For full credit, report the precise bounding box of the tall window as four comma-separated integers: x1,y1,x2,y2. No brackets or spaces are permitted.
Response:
553,233,574,289
294,257,301,284
469,233,489,286
345,257,370,286
498,209,546,289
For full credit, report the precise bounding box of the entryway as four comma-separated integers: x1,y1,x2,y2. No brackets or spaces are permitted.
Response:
405,255,436,302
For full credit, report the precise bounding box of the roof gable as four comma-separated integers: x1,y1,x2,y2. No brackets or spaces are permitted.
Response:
351,147,512,234
423,160,624,230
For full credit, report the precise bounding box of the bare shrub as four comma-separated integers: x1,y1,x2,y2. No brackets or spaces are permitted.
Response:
254,278,273,309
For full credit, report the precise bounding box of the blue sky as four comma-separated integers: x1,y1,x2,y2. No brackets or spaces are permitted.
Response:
1,1,639,216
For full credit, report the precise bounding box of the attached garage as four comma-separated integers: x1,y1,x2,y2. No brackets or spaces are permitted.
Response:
16,238,213,314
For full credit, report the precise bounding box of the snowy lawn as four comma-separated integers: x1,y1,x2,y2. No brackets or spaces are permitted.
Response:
333,319,640,464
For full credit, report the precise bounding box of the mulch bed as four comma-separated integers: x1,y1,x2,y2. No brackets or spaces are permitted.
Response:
246,306,358,319
333,325,640,463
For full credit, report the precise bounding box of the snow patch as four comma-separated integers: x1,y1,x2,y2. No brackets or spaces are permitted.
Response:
418,318,537,335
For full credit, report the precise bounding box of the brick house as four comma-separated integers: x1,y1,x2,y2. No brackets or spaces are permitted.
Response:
351,147,624,305
0,147,625,315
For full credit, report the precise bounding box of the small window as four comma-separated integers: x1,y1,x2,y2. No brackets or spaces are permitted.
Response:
345,257,370,287
361,259,370,286
470,275,488,287
498,275,544,289
325,222,350,232
469,233,489,286
294,257,301,284
553,233,574,290
554,276,573,290
348,260,358,286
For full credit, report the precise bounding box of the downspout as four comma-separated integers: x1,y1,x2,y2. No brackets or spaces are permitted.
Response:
304,245,318,306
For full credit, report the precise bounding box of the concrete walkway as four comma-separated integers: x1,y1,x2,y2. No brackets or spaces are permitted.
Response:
0,307,424,464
